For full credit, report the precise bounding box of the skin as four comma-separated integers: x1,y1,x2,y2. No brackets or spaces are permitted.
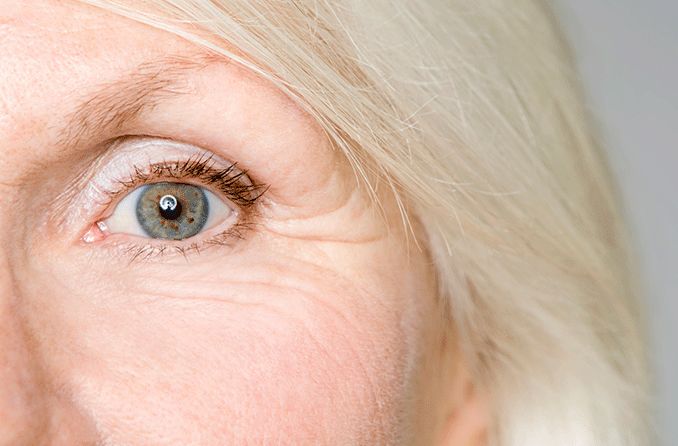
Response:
0,1,486,445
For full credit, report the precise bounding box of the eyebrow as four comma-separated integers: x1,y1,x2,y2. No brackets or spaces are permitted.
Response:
56,52,221,154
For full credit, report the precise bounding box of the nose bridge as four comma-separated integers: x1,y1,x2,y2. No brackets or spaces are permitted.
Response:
0,255,49,444
0,16,49,437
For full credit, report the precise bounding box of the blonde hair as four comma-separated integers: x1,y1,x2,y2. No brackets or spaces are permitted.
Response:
80,1,652,444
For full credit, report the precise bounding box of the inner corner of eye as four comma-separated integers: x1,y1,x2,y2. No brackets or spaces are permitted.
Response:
94,182,233,241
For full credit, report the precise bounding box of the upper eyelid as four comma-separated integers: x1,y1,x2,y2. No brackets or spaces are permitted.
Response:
57,136,266,237
81,136,255,201
104,158,266,212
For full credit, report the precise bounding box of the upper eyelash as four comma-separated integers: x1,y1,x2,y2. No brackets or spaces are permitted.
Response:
110,152,269,208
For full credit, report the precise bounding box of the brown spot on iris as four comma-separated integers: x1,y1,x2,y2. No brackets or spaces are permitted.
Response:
135,182,209,240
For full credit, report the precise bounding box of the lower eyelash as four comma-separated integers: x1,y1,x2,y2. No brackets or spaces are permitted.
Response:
119,220,257,263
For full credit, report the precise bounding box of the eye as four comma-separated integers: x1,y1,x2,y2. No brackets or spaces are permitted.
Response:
102,182,233,240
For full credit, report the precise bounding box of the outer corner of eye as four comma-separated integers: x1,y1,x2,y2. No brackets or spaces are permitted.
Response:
82,183,234,243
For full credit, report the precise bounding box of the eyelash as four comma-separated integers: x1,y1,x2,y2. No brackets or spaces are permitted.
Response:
98,153,268,261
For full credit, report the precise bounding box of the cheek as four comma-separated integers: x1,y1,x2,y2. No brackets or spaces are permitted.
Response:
19,255,417,445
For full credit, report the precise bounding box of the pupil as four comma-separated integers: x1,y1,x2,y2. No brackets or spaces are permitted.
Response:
158,194,182,220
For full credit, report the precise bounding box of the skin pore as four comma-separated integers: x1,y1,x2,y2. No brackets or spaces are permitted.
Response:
0,1,486,444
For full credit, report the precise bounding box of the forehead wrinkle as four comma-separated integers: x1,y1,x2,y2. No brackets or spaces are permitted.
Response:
55,51,227,157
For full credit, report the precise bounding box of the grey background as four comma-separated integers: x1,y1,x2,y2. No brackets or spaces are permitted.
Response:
553,1,677,444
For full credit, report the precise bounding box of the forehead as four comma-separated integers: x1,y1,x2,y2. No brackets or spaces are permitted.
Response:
0,1,201,164
0,1,173,99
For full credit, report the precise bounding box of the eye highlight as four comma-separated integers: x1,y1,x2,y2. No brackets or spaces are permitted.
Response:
103,182,232,240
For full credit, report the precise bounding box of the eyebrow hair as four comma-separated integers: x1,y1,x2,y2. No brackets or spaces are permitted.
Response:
57,52,221,154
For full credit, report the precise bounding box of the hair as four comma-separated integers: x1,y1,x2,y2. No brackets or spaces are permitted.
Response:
79,1,652,444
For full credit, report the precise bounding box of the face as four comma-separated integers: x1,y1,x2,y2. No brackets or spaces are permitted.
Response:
0,1,470,445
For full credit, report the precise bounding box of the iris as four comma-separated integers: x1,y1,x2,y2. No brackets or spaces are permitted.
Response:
136,182,209,240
